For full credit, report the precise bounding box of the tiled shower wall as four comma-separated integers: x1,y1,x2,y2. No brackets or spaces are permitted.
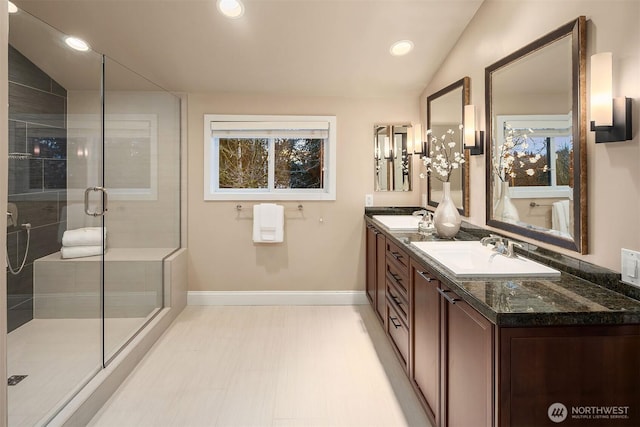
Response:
7,45,67,332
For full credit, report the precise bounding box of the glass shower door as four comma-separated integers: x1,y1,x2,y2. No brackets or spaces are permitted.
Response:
102,57,181,362
7,8,105,426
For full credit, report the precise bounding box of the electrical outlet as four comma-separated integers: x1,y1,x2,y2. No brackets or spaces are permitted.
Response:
621,248,640,288
365,194,374,207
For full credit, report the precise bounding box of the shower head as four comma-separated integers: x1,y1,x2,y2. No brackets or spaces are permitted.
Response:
8,152,33,160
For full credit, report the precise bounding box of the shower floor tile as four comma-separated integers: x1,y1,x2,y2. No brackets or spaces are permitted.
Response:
7,317,144,427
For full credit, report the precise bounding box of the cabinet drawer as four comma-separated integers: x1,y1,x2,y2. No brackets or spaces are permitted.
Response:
386,240,409,272
387,302,409,368
414,268,437,286
387,280,408,323
386,258,408,296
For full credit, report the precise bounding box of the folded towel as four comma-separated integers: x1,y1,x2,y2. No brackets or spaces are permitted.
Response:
62,227,106,247
253,203,284,243
60,245,104,259
551,200,571,235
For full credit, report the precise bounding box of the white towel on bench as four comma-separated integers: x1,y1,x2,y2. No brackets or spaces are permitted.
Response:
62,227,106,247
61,245,104,259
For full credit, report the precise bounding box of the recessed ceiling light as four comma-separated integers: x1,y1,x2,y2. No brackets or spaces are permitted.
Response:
65,36,90,52
217,0,244,19
8,1,18,13
390,40,414,57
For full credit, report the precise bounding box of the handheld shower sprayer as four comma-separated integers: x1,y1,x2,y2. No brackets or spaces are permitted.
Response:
6,204,31,274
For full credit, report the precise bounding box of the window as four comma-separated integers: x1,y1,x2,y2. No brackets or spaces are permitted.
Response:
204,115,336,200
496,115,573,199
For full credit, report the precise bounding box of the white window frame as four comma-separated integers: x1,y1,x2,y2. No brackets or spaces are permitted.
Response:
68,113,158,201
497,114,573,200
204,114,336,201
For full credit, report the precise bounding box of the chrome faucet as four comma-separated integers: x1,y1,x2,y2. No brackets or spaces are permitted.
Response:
413,210,435,235
480,234,504,247
505,240,524,258
481,234,524,258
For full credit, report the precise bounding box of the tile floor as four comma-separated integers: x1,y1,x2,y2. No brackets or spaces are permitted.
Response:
88,305,432,427
7,317,146,426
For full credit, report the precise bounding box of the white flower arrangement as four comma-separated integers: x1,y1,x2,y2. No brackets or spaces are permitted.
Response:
493,125,548,182
419,126,466,183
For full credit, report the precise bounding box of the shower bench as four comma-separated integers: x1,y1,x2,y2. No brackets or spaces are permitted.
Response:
33,247,177,319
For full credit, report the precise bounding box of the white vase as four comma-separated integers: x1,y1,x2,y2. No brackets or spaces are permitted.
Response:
433,182,461,239
494,181,520,222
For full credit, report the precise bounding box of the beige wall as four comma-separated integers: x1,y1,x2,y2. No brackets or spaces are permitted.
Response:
187,93,420,292
67,90,182,249
421,0,640,272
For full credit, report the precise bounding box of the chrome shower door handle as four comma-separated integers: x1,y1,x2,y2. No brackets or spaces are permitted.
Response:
84,187,109,217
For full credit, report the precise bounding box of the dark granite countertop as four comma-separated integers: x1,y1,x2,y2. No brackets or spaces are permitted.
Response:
365,208,640,327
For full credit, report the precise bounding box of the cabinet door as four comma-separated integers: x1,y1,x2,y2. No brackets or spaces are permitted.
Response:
365,226,378,306
411,262,440,425
375,232,386,322
440,286,494,427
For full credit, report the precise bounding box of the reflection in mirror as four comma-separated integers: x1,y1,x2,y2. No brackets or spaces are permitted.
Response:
374,124,412,191
486,16,587,253
427,77,470,215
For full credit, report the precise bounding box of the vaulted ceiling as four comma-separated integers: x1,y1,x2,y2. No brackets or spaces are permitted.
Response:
12,0,484,97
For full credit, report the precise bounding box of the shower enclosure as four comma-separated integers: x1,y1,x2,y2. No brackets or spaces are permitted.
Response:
6,8,181,426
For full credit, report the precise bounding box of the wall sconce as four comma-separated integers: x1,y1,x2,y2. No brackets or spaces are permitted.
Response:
410,123,426,156
383,135,392,159
590,52,632,143
463,104,484,155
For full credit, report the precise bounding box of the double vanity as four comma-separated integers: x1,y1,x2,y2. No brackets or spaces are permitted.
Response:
365,209,640,427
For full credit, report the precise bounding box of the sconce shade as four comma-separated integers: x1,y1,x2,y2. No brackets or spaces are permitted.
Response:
412,123,424,155
383,135,392,159
590,52,613,126
589,52,633,143
463,104,484,155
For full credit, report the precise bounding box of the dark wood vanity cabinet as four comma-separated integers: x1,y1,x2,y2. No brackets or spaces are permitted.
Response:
365,225,378,305
366,221,640,427
365,224,387,322
385,239,410,371
439,284,494,427
498,325,640,426
411,262,441,425
411,265,494,427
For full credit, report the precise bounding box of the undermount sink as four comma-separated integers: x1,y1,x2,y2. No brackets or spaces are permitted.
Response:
372,215,421,231
411,241,560,278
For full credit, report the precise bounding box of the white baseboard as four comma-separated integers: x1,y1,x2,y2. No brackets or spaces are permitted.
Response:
188,290,368,306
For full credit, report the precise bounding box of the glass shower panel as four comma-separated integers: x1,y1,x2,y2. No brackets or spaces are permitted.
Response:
7,9,104,426
102,58,181,362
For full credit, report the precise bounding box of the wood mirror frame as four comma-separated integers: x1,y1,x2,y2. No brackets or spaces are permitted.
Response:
426,77,470,216
485,16,587,253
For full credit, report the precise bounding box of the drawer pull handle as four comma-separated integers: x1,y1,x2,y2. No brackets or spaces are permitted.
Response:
437,287,460,305
390,317,402,329
390,251,403,261
389,272,401,283
417,271,433,282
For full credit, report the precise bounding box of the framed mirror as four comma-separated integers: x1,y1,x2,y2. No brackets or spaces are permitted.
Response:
485,16,587,253
426,77,470,215
374,123,412,191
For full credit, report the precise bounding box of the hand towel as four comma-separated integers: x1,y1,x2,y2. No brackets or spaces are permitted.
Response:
61,245,104,259
253,203,284,243
551,200,571,235
62,227,106,247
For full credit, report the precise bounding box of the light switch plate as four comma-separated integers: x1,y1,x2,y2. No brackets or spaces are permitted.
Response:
365,194,374,207
621,248,640,288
